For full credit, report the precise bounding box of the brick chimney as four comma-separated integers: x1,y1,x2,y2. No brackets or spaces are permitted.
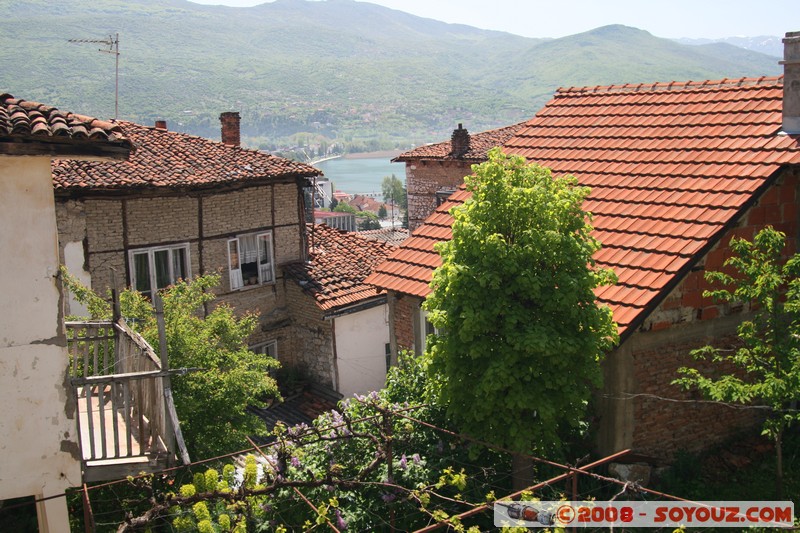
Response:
450,123,470,158
220,111,241,147
782,31,800,134
154,120,167,130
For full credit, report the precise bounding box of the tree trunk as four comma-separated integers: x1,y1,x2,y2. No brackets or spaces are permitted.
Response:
775,429,784,500
511,453,535,492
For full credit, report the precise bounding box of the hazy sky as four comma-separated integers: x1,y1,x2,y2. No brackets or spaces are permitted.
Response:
187,0,797,39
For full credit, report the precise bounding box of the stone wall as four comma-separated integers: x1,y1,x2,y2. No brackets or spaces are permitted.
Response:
405,160,472,232
284,280,335,388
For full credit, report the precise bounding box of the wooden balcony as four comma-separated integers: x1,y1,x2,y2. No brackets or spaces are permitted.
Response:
67,320,188,482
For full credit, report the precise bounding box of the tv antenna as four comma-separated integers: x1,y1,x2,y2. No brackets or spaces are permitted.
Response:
68,33,120,119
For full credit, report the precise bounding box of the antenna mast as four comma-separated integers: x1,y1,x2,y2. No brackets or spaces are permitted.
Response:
68,33,120,119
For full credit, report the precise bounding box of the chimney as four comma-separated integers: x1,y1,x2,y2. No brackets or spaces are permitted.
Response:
450,123,470,158
220,111,241,147
154,120,167,130
782,31,800,134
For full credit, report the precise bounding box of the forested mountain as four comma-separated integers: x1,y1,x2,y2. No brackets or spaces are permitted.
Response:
0,0,781,150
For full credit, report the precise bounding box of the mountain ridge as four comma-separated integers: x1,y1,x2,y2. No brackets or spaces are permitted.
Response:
0,0,782,150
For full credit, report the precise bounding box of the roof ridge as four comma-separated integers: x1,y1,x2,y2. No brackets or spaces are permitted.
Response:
557,75,783,95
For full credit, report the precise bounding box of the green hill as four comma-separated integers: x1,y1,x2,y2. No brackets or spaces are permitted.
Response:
0,0,781,150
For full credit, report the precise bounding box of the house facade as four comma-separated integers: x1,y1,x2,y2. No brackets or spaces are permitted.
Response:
368,34,800,461
0,94,132,532
284,223,395,397
53,113,321,357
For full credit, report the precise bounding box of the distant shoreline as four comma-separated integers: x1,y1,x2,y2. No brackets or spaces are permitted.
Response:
343,150,403,160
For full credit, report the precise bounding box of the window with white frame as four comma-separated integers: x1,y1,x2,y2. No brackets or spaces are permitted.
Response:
418,308,438,354
228,232,275,290
129,244,190,300
251,340,278,358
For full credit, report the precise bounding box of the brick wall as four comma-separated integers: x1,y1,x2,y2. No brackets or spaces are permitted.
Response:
405,160,473,232
391,293,419,354
631,330,762,459
127,196,199,246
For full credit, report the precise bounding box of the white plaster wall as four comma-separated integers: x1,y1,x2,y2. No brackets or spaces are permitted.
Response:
334,304,390,398
0,157,81,501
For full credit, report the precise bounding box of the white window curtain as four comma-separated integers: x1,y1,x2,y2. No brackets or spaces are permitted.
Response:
228,238,243,290
258,233,273,283
228,232,274,289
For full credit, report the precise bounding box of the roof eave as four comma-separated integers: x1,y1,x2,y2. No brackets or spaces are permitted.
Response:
1,137,132,160
615,165,789,344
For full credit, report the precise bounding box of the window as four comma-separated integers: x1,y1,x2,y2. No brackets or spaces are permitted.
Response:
129,244,190,299
228,232,275,290
418,309,438,354
436,187,457,207
251,340,278,358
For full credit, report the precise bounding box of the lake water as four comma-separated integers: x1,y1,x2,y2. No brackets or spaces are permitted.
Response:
315,156,406,195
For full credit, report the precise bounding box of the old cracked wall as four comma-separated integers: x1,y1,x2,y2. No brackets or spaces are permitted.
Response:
0,156,81,501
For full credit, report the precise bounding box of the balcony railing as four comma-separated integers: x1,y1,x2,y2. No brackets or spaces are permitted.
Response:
66,319,188,481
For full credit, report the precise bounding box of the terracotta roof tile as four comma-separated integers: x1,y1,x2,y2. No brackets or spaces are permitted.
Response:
284,224,395,312
357,227,410,246
368,76,800,337
0,93,131,157
51,120,319,192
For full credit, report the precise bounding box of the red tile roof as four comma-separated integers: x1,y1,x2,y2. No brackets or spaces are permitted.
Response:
394,122,527,162
285,223,396,312
0,94,131,158
358,227,409,246
367,76,800,338
51,120,319,192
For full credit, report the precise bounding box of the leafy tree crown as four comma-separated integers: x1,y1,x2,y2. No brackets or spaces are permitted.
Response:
424,148,618,455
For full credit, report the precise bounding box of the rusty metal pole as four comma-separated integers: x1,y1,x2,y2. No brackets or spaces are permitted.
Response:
82,483,96,533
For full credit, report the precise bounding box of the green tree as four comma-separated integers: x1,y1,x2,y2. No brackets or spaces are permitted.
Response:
62,271,280,458
378,204,388,219
674,226,800,498
333,202,357,214
424,148,618,460
358,216,382,230
382,174,407,210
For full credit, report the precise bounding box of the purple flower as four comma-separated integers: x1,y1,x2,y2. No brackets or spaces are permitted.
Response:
335,509,347,530
290,456,301,468
412,453,421,465
381,493,396,503
399,454,407,470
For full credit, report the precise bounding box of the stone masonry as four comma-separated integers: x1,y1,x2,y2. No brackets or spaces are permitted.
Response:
406,160,472,232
